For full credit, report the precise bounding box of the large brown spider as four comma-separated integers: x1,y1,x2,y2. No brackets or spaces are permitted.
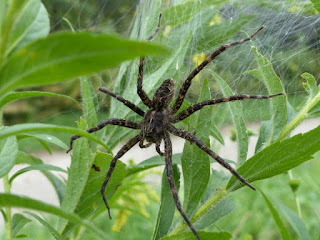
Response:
67,15,283,240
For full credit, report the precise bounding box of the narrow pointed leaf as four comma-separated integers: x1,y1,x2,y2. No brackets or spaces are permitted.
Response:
211,71,248,165
153,165,180,240
0,135,18,177
61,151,127,235
182,79,211,216
0,91,77,109
15,151,66,204
25,211,63,240
17,133,68,150
11,213,31,237
227,124,320,191
0,123,110,153
0,193,106,239
9,164,67,184
246,46,287,143
0,32,168,95
274,199,310,240
260,191,292,240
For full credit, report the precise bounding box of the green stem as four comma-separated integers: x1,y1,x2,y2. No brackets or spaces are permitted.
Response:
169,186,228,236
276,90,320,141
4,175,12,239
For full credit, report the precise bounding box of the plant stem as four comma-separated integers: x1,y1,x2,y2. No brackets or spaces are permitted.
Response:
169,186,228,236
4,175,12,239
276,90,320,141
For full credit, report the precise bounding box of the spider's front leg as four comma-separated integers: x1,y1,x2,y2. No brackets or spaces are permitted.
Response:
172,93,284,123
163,132,200,240
101,133,142,219
67,119,140,153
171,27,264,114
168,125,255,190
137,14,162,108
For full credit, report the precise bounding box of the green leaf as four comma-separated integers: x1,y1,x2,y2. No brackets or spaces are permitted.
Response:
211,71,248,166
227,124,320,191
127,154,181,176
246,46,287,143
0,135,18,177
9,164,67,184
15,151,66,204
61,151,127,235
301,72,318,98
311,0,320,12
17,133,68,150
210,122,224,145
274,199,310,240
0,193,106,239
162,231,232,240
15,3,49,51
181,79,211,216
254,120,272,153
260,191,292,240
0,32,168,95
162,0,225,27
0,123,110,153
0,91,77,109
152,165,180,240
59,121,93,232
11,213,31,237
80,78,99,152
5,0,49,56
24,211,63,240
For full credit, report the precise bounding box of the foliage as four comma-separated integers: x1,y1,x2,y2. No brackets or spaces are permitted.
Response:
1,0,320,240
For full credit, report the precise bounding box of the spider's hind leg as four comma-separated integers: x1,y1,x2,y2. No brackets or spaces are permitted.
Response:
101,133,142,219
168,125,255,190
164,132,200,240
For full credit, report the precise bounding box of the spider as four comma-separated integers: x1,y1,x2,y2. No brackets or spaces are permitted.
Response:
67,15,283,240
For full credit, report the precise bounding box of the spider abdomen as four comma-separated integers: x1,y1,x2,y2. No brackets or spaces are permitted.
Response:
152,78,174,110
142,110,169,143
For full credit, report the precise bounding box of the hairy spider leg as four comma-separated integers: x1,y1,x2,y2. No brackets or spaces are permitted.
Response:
171,27,264,114
164,132,200,240
101,133,143,219
168,125,255,190
137,14,162,108
172,93,284,123
66,119,140,153
99,87,145,116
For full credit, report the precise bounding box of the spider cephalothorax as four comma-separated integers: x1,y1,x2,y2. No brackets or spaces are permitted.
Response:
67,14,283,240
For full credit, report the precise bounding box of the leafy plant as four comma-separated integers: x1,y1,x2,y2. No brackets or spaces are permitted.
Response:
1,0,320,240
